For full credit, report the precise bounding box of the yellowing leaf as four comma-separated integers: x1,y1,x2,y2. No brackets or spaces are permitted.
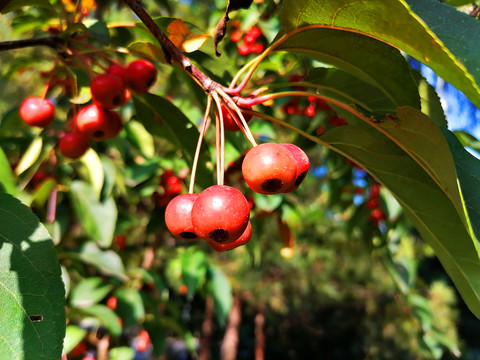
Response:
167,19,190,36
182,34,210,53
167,19,210,53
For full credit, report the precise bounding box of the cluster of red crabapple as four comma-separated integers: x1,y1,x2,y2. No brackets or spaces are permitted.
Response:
164,100,310,252
18,59,157,159
230,22,266,56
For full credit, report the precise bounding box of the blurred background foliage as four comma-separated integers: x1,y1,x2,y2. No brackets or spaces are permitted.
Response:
1,0,480,359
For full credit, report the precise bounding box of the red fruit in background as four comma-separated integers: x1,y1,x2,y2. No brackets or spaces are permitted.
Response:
160,169,174,184
179,284,188,295
59,132,90,159
107,64,127,83
165,193,200,240
125,59,157,94
19,97,55,128
230,29,242,42
74,104,120,140
248,42,264,54
90,73,126,109
221,105,253,132
113,234,126,250
106,296,117,310
70,341,88,356
244,25,262,44
304,105,316,117
164,176,183,197
191,185,250,244
242,143,297,195
238,43,251,56
81,355,95,360
369,208,386,225
110,111,124,137
279,143,310,191
329,115,348,127
370,183,380,198
208,221,252,252
365,198,379,209
136,330,150,352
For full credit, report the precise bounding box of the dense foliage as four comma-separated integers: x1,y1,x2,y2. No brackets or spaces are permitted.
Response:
1,0,480,359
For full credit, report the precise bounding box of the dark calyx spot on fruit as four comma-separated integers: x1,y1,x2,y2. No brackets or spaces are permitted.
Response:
180,231,197,240
209,229,229,243
295,171,307,187
112,95,123,106
93,130,104,139
261,178,283,193
147,77,155,88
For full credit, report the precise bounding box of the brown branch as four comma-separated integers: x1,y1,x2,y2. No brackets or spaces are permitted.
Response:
122,0,219,93
221,295,242,360
254,307,265,360
0,36,63,52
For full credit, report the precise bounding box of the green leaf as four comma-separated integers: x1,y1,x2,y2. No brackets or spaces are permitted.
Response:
181,247,207,297
31,178,56,207
63,325,87,354
69,86,92,105
206,264,232,326
0,192,65,360
127,42,165,62
144,319,166,356
280,0,480,108
443,130,480,240
382,107,465,224
69,180,117,248
109,347,135,360
305,67,397,113
125,120,155,158
81,304,122,336
0,146,16,195
58,23,88,40
87,20,110,44
69,277,114,308
15,136,43,176
273,28,420,109
1,0,55,14
445,0,473,6
114,288,145,328
319,125,480,317
133,94,212,188
75,241,127,282
100,155,117,200
79,148,105,200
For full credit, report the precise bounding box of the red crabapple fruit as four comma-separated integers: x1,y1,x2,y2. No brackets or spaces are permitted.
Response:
242,143,297,194
125,59,157,94
19,97,55,128
279,143,310,191
165,193,200,240
191,185,250,244
207,221,252,252
90,73,126,109
74,104,121,141
59,132,90,159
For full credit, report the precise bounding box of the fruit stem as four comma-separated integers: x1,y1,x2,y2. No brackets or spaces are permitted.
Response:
212,92,225,186
189,96,212,194
70,38,122,66
225,47,274,95
216,88,257,147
